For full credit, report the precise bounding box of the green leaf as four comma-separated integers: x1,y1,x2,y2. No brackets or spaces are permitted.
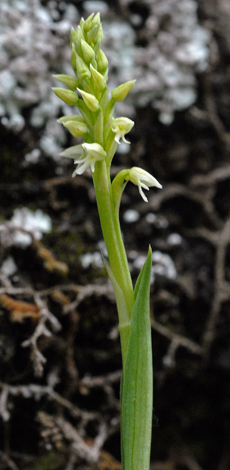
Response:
134,246,151,301
121,246,153,470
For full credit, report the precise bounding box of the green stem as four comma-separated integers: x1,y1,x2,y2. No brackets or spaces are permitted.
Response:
93,161,134,321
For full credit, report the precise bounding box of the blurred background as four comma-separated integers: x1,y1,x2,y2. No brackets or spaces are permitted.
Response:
0,0,230,469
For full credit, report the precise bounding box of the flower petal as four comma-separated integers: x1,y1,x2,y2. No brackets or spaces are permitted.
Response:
60,144,84,159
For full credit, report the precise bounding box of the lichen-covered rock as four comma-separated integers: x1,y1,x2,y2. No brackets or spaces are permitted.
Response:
116,0,211,124
0,0,211,159
0,0,79,154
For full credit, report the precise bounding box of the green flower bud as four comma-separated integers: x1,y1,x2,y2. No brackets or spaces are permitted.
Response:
91,14,103,41
111,80,136,102
81,39,95,63
90,64,106,91
57,115,86,124
77,88,99,112
62,120,88,138
97,24,104,43
94,39,102,56
96,49,108,74
52,88,78,106
87,24,99,44
75,54,91,81
53,74,78,91
72,42,82,57
83,13,95,33
80,18,85,29
75,25,84,44
91,13,100,27
70,47,77,74
70,27,76,47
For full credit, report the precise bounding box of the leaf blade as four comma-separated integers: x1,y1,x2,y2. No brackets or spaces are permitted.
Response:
121,247,153,470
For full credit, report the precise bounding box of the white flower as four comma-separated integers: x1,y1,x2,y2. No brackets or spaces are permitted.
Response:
111,117,134,144
60,143,106,175
128,167,162,202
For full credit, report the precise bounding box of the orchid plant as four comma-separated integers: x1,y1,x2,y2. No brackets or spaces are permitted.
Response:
53,13,162,470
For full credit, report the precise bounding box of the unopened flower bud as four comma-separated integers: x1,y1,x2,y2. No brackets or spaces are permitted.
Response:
96,49,108,74
98,24,104,43
90,64,106,91
75,54,91,81
53,74,78,91
75,25,84,44
91,13,101,29
57,115,86,124
87,24,99,44
77,88,100,112
52,88,78,106
83,13,95,32
72,39,81,57
111,80,136,102
81,39,95,63
70,47,77,73
90,14,103,42
62,120,88,138
70,28,76,47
